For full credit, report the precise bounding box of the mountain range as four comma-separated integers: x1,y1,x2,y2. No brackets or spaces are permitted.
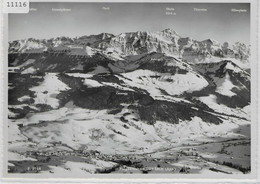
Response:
9,28,250,67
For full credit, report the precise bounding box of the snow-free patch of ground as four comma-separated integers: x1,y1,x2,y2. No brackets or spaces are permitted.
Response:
89,66,109,74
16,59,35,68
69,46,95,56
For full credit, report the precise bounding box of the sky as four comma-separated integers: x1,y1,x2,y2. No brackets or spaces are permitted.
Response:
8,2,250,44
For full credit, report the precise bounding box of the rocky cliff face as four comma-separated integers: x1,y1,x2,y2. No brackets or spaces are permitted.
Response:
102,28,181,55
9,28,250,69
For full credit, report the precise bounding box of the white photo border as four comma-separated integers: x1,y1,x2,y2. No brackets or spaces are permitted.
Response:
0,0,259,183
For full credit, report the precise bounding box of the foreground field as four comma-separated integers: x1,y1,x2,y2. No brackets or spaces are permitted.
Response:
8,102,250,175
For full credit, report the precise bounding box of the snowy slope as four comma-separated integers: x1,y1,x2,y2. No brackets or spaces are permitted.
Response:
30,73,70,108
118,69,208,97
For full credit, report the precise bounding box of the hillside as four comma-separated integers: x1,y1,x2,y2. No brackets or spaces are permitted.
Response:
8,28,251,175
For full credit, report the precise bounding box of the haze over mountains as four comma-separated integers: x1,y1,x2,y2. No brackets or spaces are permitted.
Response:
8,28,251,174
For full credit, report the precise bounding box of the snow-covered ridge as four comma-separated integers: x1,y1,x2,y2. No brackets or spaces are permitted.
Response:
8,28,250,67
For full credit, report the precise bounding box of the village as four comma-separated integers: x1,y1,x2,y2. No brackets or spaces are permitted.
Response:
14,142,211,174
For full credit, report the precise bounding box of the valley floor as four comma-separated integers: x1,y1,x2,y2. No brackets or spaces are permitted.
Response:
8,115,250,175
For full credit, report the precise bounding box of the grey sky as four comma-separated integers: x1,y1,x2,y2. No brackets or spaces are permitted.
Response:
9,2,250,44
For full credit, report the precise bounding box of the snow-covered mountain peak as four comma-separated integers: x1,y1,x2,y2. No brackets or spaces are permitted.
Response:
161,28,180,37
99,33,115,39
9,38,48,53
8,28,250,68
201,39,220,46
